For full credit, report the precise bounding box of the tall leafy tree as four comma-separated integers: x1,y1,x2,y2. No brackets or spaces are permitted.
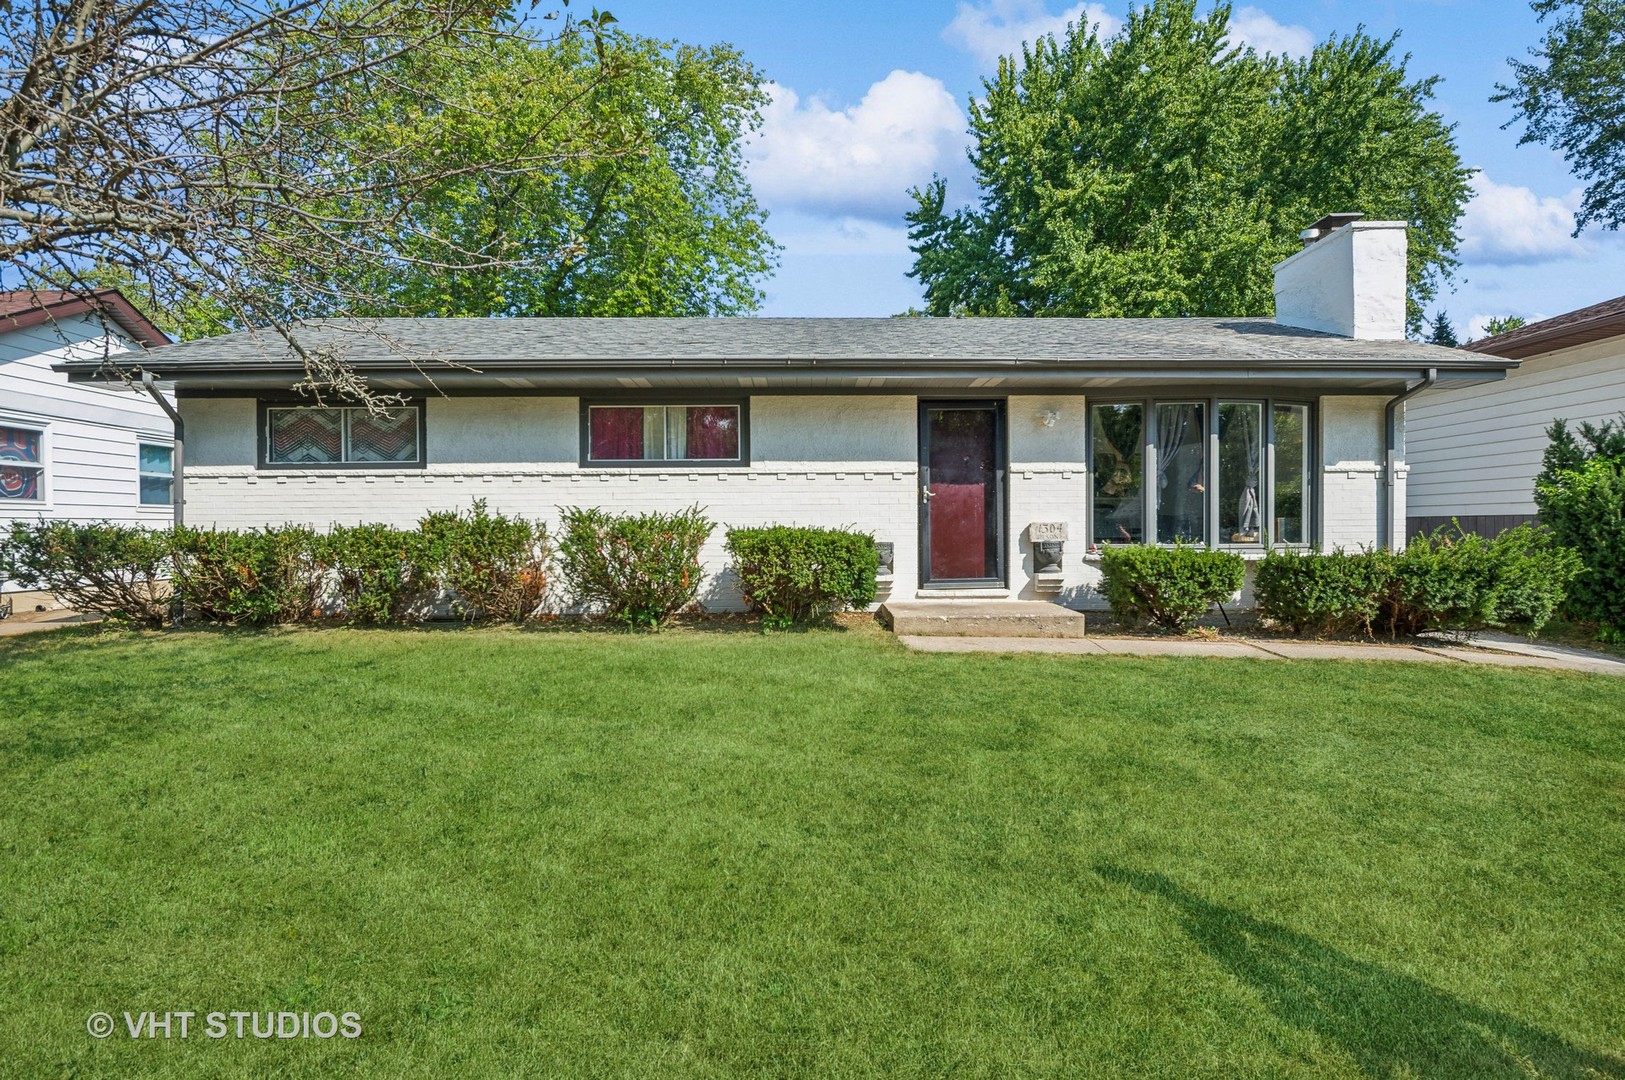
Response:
906,0,1471,328
265,30,778,318
1,1,625,392
1496,0,1625,232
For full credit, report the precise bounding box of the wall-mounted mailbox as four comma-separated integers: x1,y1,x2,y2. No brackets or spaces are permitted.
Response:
1027,522,1066,592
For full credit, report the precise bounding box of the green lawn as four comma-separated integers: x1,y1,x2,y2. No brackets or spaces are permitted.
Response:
2,625,1622,1079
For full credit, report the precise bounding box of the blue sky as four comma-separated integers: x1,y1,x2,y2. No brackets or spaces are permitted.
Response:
606,0,1622,336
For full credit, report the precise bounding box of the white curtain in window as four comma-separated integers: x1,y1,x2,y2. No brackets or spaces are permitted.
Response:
642,407,666,460
664,406,687,460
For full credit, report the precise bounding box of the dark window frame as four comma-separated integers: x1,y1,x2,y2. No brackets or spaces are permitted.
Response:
256,398,427,471
1086,395,1317,550
578,397,751,468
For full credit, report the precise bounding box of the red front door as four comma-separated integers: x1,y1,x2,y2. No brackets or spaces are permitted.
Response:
921,404,1003,584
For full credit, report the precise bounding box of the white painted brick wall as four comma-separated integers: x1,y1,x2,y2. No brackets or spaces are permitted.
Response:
1319,395,1397,550
178,390,1396,611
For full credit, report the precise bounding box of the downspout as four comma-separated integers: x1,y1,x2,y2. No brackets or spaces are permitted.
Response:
140,372,184,526
1383,368,1436,550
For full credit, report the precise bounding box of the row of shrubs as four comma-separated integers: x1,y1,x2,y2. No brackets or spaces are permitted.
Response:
0,502,880,630
1098,523,1581,636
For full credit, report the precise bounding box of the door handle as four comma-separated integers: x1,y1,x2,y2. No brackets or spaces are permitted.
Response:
922,487,935,500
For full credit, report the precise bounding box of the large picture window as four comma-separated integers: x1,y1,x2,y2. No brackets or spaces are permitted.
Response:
0,424,44,502
1090,404,1143,544
585,404,743,464
1089,398,1313,548
263,404,423,467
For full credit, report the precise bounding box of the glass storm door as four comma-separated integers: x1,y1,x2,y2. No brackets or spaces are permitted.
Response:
920,402,1005,585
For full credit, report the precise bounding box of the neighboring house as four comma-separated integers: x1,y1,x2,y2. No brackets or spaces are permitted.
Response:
60,218,1510,610
1407,294,1625,537
1,290,175,601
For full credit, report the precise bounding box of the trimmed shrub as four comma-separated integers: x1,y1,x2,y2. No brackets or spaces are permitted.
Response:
1378,524,1581,637
319,524,437,626
725,525,878,627
1255,525,1581,639
557,505,714,628
1254,547,1384,637
1098,545,1245,633
1480,525,1584,633
0,520,170,627
171,525,325,625
1535,420,1625,638
418,500,551,623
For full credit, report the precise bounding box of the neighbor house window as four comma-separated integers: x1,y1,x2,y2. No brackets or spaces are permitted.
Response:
1089,399,1313,548
263,404,422,467
138,443,174,506
0,424,44,502
585,404,743,463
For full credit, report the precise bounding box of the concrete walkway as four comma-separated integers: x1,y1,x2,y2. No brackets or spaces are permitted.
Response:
899,633,1625,676
0,609,99,638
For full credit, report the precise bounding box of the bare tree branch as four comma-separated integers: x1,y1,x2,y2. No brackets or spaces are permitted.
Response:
1,0,629,401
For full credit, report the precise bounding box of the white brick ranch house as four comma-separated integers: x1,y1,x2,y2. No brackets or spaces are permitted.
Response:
60,218,1512,611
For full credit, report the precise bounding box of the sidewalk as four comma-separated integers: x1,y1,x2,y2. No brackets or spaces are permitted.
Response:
0,609,100,638
899,632,1625,676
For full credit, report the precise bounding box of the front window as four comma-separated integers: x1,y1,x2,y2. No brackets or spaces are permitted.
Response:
1273,404,1311,545
265,405,421,466
1090,399,1312,548
1090,404,1143,544
586,404,742,463
1218,403,1262,543
138,443,174,506
0,424,44,502
1154,402,1206,544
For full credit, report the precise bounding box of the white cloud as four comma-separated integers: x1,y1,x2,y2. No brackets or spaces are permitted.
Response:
1460,174,1591,265
943,0,1120,70
746,71,966,221
1227,7,1315,57
1464,312,1547,341
769,212,914,258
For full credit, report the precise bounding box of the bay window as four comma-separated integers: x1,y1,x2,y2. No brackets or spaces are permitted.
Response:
1089,398,1313,548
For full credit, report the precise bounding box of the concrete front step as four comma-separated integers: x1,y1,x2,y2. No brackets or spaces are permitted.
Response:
879,600,1087,638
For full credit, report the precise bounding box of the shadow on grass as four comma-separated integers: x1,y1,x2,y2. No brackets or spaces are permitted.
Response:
1096,864,1624,1079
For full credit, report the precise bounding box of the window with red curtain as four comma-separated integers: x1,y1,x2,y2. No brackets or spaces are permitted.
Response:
685,406,739,460
587,405,741,462
587,407,645,460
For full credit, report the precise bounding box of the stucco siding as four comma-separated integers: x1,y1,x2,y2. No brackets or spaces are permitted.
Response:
180,397,256,467
1407,336,1625,518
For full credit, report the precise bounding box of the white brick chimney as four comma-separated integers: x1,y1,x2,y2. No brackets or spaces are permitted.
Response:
1272,214,1407,340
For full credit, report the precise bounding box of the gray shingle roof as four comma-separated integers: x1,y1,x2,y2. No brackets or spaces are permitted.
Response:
132,316,1479,367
